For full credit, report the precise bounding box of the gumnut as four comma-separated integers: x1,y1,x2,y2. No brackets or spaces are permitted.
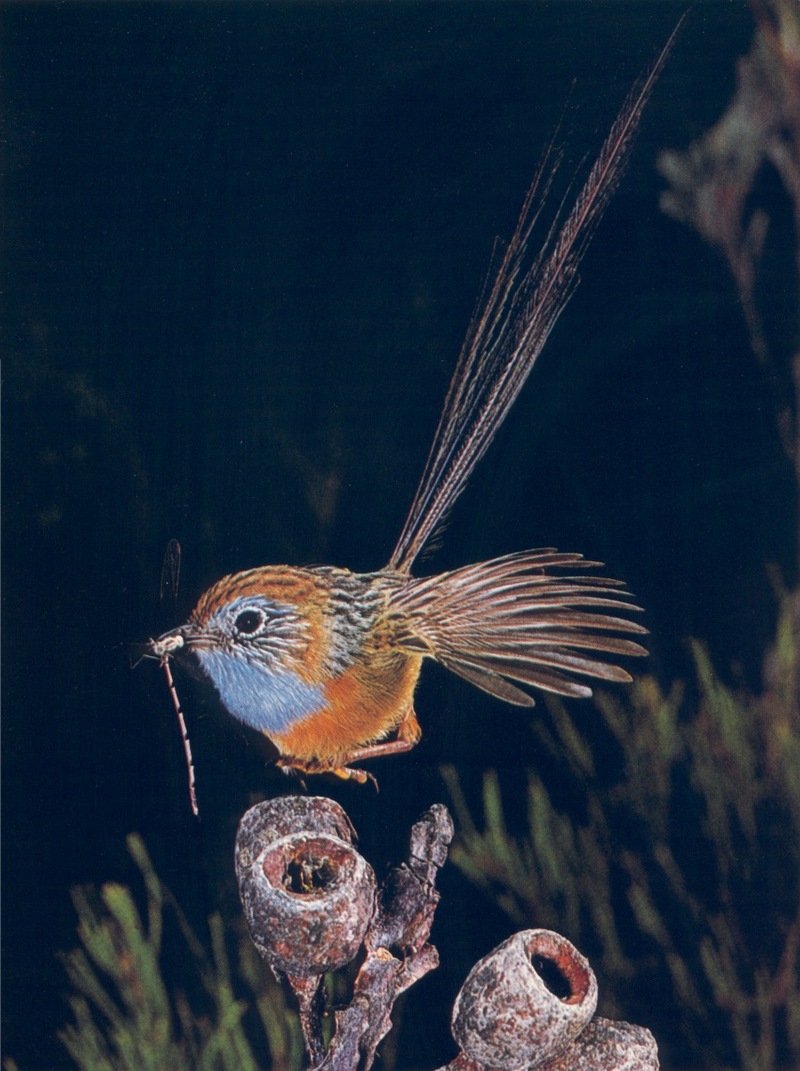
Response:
451,929,598,1069
543,1018,658,1070
235,796,376,978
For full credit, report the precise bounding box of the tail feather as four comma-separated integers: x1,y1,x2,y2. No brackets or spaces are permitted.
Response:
387,22,682,575
438,656,540,706
391,550,646,704
457,609,645,633
440,654,594,702
449,629,642,664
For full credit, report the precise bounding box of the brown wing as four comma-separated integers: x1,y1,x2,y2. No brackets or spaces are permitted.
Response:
388,550,647,706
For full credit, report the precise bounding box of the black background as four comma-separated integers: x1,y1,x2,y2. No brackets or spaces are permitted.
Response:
4,2,792,1068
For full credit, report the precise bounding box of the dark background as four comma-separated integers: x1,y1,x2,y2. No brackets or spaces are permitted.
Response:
4,2,792,1068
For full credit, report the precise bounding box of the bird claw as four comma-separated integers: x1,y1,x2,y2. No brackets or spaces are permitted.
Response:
334,767,380,791
277,764,309,792
276,760,379,791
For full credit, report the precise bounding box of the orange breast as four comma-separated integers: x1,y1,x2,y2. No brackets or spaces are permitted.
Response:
275,649,423,767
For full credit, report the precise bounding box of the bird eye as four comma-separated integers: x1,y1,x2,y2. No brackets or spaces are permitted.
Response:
234,609,265,635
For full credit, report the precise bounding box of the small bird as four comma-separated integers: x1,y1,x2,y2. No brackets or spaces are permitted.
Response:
150,34,675,785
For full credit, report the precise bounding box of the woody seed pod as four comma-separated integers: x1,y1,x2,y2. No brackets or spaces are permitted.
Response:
451,929,598,1069
236,798,376,978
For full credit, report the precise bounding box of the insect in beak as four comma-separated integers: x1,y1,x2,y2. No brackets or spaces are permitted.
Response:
148,629,186,661
143,627,198,817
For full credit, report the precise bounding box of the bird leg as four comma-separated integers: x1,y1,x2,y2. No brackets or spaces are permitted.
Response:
340,704,422,764
278,707,423,786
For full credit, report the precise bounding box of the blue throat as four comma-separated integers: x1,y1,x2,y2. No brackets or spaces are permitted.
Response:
194,648,324,736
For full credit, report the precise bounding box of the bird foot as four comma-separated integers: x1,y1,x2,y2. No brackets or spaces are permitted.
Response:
277,760,379,791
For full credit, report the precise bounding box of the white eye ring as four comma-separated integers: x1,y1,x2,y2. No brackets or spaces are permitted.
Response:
232,607,267,636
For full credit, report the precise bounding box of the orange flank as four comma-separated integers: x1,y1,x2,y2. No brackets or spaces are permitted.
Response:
277,649,424,769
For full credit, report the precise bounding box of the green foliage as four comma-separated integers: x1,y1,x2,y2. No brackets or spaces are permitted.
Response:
443,593,800,1071
55,834,304,1071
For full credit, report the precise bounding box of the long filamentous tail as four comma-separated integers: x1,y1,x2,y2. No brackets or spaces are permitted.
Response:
388,22,682,575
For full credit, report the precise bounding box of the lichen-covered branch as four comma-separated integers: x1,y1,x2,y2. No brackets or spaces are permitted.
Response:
235,796,659,1071
235,798,453,1070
